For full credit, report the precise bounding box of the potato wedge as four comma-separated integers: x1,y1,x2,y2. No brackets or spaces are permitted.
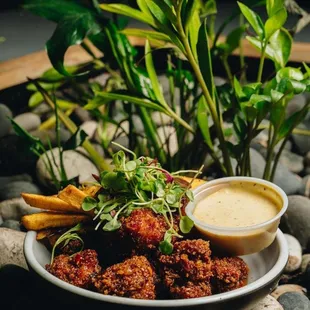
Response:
58,185,89,208
21,212,90,231
179,177,206,190
22,193,84,213
81,185,101,197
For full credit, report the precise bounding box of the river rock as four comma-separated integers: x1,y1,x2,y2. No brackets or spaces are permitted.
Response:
0,104,13,138
287,94,307,118
36,148,99,189
73,106,92,122
0,135,37,176
305,152,310,168
278,292,310,310
13,112,41,132
279,150,304,174
251,295,283,310
29,128,70,147
0,174,32,187
0,181,41,201
301,254,310,274
281,196,310,250
0,228,27,269
157,126,179,156
292,123,310,155
272,285,307,299
284,234,302,273
31,102,50,115
80,120,98,139
0,220,21,231
298,175,310,197
0,197,41,221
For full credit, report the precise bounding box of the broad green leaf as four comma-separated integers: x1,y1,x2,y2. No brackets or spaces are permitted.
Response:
266,0,284,17
41,66,80,81
29,92,44,108
24,0,90,23
233,115,247,140
237,2,265,39
243,82,262,97
265,8,287,39
120,28,171,42
63,128,88,151
278,107,309,140
271,89,284,103
150,0,177,25
27,81,62,92
185,0,200,31
234,76,246,100
197,96,213,150
276,67,304,82
197,20,215,100
46,13,101,76
203,0,217,16
303,62,310,78
188,8,201,60
225,25,247,55
270,98,286,127
268,29,292,68
145,40,167,106
100,4,156,28
159,239,173,254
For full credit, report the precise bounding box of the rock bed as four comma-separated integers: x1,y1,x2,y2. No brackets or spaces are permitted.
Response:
0,80,310,309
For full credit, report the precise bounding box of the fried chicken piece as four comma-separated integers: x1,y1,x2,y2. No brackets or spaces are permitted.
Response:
92,256,156,300
46,249,101,288
212,257,249,293
159,239,213,299
120,209,169,250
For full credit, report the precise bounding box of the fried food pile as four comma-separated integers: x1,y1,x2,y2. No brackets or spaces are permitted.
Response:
44,208,248,300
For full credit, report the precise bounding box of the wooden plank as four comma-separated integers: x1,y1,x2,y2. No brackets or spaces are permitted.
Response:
0,35,309,91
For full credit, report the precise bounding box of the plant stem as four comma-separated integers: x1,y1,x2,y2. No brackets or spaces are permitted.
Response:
176,6,233,176
257,44,266,83
239,14,246,83
222,56,233,85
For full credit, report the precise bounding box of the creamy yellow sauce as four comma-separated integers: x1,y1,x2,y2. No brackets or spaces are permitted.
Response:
193,182,281,228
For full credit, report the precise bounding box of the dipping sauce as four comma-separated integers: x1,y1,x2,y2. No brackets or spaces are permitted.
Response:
193,182,282,228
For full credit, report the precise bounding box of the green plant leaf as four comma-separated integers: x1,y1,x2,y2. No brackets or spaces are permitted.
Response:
197,96,213,150
82,196,98,211
145,40,167,106
46,12,101,76
266,0,284,17
102,218,122,231
180,215,194,234
233,115,247,140
120,28,171,42
225,25,247,55
150,0,177,25
41,66,80,81
197,20,215,100
276,67,304,82
100,4,156,28
29,92,44,108
184,0,200,31
27,81,62,92
234,76,246,100
237,2,265,39
265,8,287,39
62,128,88,151
203,0,217,16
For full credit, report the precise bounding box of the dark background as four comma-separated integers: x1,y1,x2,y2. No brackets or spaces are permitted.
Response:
0,1,309,62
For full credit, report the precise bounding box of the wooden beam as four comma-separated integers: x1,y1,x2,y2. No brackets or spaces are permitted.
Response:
0,35,309,91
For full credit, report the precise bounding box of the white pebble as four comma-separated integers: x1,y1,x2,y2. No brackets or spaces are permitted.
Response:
272,284,307,299
284,234,302,273
251,295,283,310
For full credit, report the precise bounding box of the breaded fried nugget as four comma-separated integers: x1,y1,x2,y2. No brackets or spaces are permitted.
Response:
46,249,101,288
92,256,156,300
121,209,169,250
212,256,249,293
159,239,213,299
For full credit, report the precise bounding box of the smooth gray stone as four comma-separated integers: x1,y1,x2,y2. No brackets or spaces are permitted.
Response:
251,295,283,310
278,292,310,310
0,219,21,231
280,196,310,250
0,103,13,138
272,285,307,300
29,128,70,147
292,122,310,155
13,112,41,132
0,181,41,201
0,174,32,187
284,234,302,273
279,150,304,174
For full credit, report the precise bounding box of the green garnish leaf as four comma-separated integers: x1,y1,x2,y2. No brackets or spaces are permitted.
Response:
159,239,174,255
100,213,113,221
166,193,177,204
180,216,194,234
125,160,137,171
185,190,194,202
82,196,97,211
102,218,122,231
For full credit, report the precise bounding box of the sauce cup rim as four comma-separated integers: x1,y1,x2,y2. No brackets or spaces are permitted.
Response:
185,176,288,232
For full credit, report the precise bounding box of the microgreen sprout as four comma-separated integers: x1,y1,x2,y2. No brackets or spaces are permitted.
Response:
82,147,201,254
50,223,84,264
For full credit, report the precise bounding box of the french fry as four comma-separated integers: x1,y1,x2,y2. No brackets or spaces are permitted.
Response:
58,185,89,208
22,193,84,213
21,212,90,231
180,177,206,190
81,185,101,197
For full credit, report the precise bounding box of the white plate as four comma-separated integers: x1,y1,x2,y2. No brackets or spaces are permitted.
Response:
24,229,288,310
